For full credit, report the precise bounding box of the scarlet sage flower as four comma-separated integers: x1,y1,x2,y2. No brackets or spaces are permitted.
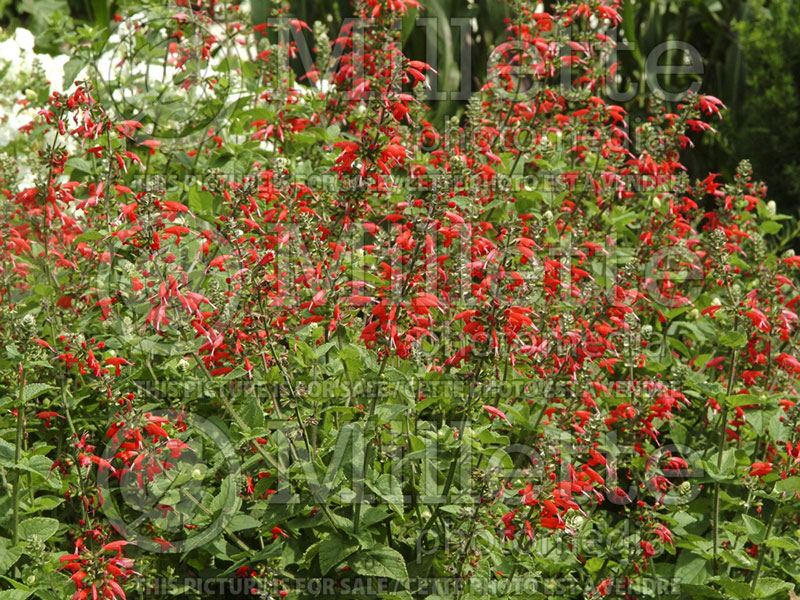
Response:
162,200,189,214
208,254,232,271
746,308,771,332
37,411,63,428
653,524,673,545
104,357,132,376
444,345,471,367
697,95,726,116
411,293,439,314
749,462,773,478
139,139,162,154
776,353,800,374
348,294,374,306
483,405,510,424
597,578,612,596
101,540,129,555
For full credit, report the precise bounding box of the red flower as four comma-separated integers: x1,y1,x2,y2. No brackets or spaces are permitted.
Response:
597,578,612,596
745,308,771,333
483,405,510,424
749,462,773,478
104,357,132,376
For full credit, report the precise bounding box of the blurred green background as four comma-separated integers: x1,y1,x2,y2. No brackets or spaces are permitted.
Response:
2,0,799,213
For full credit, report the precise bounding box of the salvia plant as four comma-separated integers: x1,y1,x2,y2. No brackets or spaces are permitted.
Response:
0,0,798,599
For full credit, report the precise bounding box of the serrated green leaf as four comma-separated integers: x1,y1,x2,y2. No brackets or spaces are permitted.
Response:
0,538,23,575
33,284,54,297
240,395,265,430
754,577,794,598
760,221,782,235
775,476,800,493
318,534,358,575
17,517,59,542
764,536,800,550
228,514,261,532
715,577,753,599
350,545,408,582
718,330,747,348
22,383,56,403
0,591,31,600
678,583,723,598
674,551,709,585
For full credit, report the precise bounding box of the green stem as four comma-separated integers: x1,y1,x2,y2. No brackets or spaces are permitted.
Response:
500,506,539,598
352,353,390,534
713,337,739,573
193,349,341,532
750,500,778,594
12,367,25,546
415,360,485,572
650,556,662,600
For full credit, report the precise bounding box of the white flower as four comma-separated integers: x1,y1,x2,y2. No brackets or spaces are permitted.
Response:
0,36,21,66
42,54,70,92
13,28,35,52
767,200,777,217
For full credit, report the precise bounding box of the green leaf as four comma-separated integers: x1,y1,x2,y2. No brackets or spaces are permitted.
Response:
90,0,110,26
775,476,800,493
716,577,754,599
678,584,723,598
0,591,31,600
27,495,64,512
209,475,241,516
25,455,61,489
318,534,358,575
674,551,709,585
65,156,93,174
725,394,758,407
764,536,800,550
240,395,265,430
187,186,219,220
228,514,261,532
754,577,794,598
17,517,59,542
366,473,403,513
718,330,747,348
705,449,736,481
33,284,54,298
584,557,606,576
720,549,755,570
22,383,56,403
742,514,767,544
0,538,23,575
74,230,105,243
339,344,363,379
350,545,408,582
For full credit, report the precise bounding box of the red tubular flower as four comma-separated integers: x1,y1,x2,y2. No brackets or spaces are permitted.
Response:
104,357,132,376
483,405,510,424
749,462,773,478
597,578,612,596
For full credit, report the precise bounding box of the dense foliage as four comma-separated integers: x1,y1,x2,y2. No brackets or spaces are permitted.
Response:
1,1,800,599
